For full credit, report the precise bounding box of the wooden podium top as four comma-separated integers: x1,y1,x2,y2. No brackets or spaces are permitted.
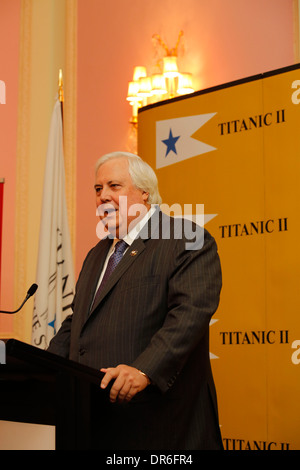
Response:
2,338,104,385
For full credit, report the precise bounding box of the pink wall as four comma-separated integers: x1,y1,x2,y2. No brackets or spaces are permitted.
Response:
0,0,295,332
76,0,295,275
0,0,21,331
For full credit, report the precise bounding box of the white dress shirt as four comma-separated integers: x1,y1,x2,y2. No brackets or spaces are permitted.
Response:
94,205,156,294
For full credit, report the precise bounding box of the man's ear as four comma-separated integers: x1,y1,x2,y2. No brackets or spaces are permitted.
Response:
142,191,149,203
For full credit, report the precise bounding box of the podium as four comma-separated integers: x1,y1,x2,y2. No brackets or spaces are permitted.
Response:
0,339,106,450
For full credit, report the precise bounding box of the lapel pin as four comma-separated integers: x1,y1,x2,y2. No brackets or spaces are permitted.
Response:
130,250,138,256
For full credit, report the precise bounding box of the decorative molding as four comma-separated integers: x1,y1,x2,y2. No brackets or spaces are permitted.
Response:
64,0,77,257
14,0,33,340
293,0,300,62
13,0,78,343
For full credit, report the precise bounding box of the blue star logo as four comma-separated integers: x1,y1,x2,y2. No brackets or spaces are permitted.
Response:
48,315,56,334
162,128,180,157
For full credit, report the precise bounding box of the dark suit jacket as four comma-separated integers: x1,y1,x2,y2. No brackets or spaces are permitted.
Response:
48,209,223,450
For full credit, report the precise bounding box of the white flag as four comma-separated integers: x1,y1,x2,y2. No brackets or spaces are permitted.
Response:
32,99,75,349
156,113,217,169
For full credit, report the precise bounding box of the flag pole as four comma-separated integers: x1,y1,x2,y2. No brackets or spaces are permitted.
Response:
58,68,64,122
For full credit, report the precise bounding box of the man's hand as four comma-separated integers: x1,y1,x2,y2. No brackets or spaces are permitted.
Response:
100,364,150,403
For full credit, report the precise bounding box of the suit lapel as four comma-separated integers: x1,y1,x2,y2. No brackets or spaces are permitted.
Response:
89,237,146,315
78,237,112,326
86,207,161,318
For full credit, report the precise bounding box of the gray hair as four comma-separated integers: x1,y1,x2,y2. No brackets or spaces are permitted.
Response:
95,151,162,204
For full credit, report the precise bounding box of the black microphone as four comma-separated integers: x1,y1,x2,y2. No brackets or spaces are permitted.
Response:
0,283,38,314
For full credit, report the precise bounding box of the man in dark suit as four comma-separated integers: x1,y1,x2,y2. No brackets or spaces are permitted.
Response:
48,151,223,450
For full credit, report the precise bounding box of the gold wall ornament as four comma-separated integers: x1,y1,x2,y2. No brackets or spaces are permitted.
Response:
152,30,184,59
126,31,195,128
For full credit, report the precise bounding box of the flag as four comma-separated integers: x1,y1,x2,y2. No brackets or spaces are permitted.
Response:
32,99,75,349
156,113,217,169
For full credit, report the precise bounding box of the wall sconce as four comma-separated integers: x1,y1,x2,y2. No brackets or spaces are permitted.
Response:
126,31,195,127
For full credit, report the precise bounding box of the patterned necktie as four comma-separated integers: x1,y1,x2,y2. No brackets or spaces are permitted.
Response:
91,239,128,310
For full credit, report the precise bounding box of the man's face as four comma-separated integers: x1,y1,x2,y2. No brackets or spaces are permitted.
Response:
95,157,150,239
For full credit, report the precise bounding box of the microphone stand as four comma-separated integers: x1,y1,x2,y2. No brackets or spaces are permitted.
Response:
0,284,38,314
